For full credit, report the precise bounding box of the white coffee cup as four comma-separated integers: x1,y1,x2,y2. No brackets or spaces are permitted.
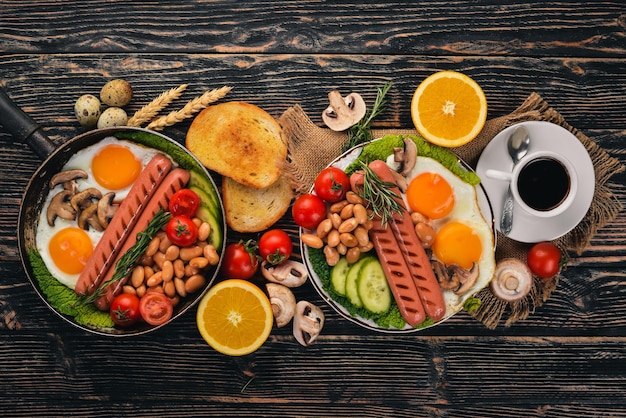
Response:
485,150,578,218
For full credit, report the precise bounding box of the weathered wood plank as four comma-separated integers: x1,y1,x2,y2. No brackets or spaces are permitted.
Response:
1,1,624,58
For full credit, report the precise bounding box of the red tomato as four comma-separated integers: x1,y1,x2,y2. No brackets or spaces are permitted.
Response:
314,167,351,203
169,189,200,218
527,242,562,279
110,293,141,327
259,229,293,265
165,215,198,247
221,240,259,279
292,193,327,230
139,292,174,326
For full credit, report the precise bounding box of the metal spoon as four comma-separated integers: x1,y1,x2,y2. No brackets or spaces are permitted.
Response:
500,126,530,235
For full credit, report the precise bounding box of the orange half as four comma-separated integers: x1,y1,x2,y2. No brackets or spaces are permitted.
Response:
411,71,487,148
196,279,273,356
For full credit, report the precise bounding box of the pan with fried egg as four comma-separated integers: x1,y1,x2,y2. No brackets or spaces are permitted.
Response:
1,88,225,336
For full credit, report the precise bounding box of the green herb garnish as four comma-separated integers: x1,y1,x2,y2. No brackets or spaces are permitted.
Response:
83,209,172,304
357,160,404,226
343,81,393,152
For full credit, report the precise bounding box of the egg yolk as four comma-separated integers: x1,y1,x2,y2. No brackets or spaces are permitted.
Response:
91,144,141,190
48,227,94,274
406,172,455,219
432,221,482,270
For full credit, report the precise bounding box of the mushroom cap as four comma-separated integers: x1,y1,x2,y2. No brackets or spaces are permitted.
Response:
97,192,118,228
46,190,77,226
49,169,88,189
70,187,103,212
322,90,367,131
491,258,533,302
261,260,308,288
266,283,296,328
293,301,325,346
77,203,103,231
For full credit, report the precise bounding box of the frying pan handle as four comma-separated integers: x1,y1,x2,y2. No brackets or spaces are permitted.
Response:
0,88,56,160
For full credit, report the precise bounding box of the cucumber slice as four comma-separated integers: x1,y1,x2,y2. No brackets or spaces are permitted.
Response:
188,170,221,213
357,258,392,314
345,256,373,308
330,257,350,296
196,205,224,250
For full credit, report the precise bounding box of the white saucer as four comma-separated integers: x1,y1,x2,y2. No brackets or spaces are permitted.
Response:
476,121,595,243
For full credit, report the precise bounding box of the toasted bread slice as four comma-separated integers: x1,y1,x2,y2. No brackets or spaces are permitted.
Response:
186,101,287,189
223,175,293,233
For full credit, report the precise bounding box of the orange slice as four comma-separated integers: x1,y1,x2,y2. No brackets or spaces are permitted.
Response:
196,279,273,356
411,71,487,148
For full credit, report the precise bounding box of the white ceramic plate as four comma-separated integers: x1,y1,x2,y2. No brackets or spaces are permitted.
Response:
301,139,495,333
475,121,595,243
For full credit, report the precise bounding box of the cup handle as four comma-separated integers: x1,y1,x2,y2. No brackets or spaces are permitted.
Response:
484,169,513,182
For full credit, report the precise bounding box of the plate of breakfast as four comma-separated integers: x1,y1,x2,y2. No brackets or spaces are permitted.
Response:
300,134,496,332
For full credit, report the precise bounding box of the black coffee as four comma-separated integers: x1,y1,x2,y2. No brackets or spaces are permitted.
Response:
517,157,570,211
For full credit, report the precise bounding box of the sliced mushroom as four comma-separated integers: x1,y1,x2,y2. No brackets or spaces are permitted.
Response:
433,260,460,290
433,261,479,295
293,301,325,346
266,283,296,328
449,263,479,295
261,260,308,287
46,190,77,226
389,169,409,193
490,258,533,302
398,137,418,176
70,187,103,212
49,169,88,191
322,90,367,131
77,203,104,232
97,192,118,228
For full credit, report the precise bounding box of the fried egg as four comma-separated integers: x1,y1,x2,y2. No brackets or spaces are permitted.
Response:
404,156,495,312
36,137,159,289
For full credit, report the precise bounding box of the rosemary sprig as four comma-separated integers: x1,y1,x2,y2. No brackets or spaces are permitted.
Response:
82,209,172,304
358,161,404,226
343,81,393,152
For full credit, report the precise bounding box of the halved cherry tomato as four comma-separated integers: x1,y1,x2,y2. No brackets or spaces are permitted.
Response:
139,292,174,326
110,293,141,327
292,193,326,230
169,188,200,218
165,215,198,247
259,229,292,265
314,167,351,203
527,241,562,279
221,240,259,279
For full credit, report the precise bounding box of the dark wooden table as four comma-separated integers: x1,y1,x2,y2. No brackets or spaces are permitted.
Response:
1,1,625,416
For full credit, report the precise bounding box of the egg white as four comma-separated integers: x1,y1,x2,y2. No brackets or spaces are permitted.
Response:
404,156,496,315
36,137,159,289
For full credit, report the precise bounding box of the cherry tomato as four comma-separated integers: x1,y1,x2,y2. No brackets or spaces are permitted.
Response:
527,241,562,279
314,167,351,203
168,188,200,218
110,293,141,327
165,215,198,247
259,229,293,265
221,240,259,279
139,292,174,326
292,193,326,230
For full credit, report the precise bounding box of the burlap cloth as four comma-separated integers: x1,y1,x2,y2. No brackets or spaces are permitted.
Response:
279,92,624,329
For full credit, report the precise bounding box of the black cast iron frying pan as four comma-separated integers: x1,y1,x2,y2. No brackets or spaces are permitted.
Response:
0,87,226,336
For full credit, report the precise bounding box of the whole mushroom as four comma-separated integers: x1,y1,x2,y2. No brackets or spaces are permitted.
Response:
491,258,533,302
266,283,296,328
293,301,325,346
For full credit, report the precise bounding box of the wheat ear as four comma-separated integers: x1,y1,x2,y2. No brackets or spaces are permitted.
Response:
146,86,232,131
126,84,189,127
